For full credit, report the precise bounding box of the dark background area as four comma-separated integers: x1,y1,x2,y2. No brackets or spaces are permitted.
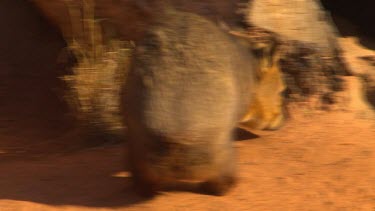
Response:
321,0,375,38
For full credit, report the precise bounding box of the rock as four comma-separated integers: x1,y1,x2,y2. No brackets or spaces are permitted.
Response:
338,37,375,110
243,0,348,105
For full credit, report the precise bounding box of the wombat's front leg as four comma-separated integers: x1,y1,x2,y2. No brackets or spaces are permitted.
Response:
199,174,236,196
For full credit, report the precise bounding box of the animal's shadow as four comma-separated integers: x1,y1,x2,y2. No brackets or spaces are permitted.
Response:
366,88,375,108
234,127,260,141
0,144,151,208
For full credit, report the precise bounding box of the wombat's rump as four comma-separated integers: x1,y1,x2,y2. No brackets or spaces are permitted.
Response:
122,8,257,196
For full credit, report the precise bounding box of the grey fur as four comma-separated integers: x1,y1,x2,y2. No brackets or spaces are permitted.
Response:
121,8,257,196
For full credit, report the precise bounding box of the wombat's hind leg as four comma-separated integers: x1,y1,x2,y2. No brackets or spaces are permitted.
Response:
129,158,160,198
199,173,236,196
131,169,160,198
132,174,159,198
198,159,236,196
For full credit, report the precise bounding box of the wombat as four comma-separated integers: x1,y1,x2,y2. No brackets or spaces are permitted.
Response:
121,3,284,197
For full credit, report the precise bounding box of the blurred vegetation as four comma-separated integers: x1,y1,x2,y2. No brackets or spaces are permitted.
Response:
61,0,132,139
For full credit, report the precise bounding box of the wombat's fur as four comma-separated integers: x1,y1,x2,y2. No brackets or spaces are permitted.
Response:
122,7,260,196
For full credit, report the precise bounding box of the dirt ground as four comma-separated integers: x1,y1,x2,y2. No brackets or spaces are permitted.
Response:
1,1,375,210
1,109,375,211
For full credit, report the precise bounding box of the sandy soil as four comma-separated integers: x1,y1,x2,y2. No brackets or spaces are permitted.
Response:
0,110,375,211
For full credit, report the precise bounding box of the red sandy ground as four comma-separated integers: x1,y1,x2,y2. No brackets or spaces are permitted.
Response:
0,109,375,210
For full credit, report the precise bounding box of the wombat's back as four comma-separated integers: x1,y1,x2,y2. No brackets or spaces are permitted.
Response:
126,9,256,131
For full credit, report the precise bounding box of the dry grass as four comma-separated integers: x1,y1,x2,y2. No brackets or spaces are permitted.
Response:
61,0,132,137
